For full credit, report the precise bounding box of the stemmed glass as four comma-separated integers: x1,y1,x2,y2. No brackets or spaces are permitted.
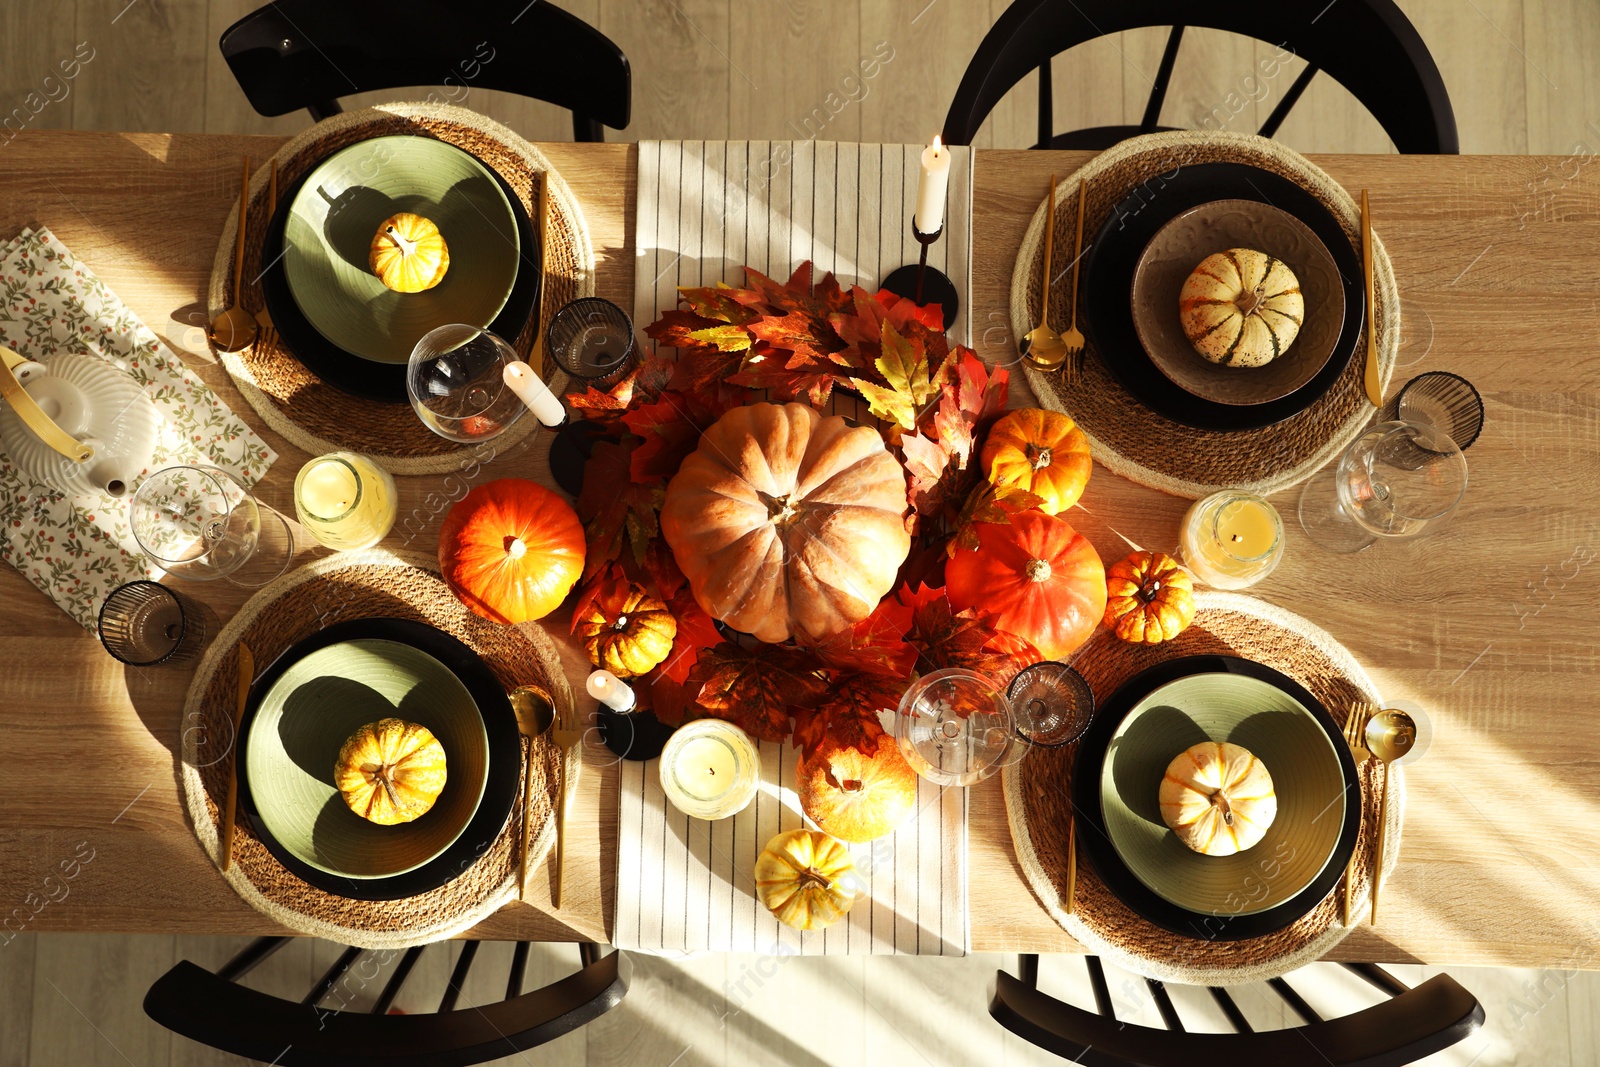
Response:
1297,420,1468,553
894,668,1015,787
130,465,292,586
407,325,530,443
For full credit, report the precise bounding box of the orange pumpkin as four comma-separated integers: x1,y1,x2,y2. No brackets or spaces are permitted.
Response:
576,579,677,678
1103,550,1196,644
797,735,919,843
438,478,585,625
945,510,1106,660
981,408,1093,515
660,402,911,644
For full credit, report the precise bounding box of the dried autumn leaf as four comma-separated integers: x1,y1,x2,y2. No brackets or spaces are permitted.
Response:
899,429,952,516
576,438,661,576
656,587,722,685
854,320,939,431
791,671,898,760
645,308,728,352
830,286,948,373
679,283,760,325
689,641,826,743
687,323,754,353
638,669,694,728
950,481,1046,554
565,353,673,423
902,584,1024,679
728,349,845,407
805,595,916,677
622,386,742,484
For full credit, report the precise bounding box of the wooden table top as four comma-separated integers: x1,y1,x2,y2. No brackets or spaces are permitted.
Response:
1,132,1592,970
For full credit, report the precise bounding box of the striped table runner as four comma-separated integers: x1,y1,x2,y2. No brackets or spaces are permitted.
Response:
633,140,973,348
614,741,967,956
613,141,973,956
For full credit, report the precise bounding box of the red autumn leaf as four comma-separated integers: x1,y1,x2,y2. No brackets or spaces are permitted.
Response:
619,536,687,600
902,584,1024,679
656,587,722,685
645,308,727,351
746,309,845,366
895,544,948,595
569,561,628,636
949,481,1046,555
622,385,741,484
729,262,827,315
688,641,826,743
899,429,952,516
576,438,661,576
805,595,916,677
791,671,898,760
927,346,1009,467
831,285,949,375
564,353,673,423
679,283,761,325
638,669,694,727
728,349,846,407
982,628,1043,687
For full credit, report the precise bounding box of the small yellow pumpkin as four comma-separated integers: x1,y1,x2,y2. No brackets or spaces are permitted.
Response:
334,718,448,826
1178,248,1303,367
576,578,678,679
754,829,857,930
981,407,1093,515
1159,741,1276,857
1103,550,1196,644
369,212,450,293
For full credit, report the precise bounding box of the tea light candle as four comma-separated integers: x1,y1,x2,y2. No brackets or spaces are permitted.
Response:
1179,490,1285,590
586,669,636,713
502,360,566,427
914,135,950,235
658,718,760,820
293,452,397,551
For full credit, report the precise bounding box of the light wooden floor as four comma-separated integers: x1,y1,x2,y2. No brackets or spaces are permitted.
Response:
5,0,1600,1064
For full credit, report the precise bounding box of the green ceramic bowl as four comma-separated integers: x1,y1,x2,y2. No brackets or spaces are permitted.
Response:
1099,671,1346,916
283,135,520,364
243,638,490,879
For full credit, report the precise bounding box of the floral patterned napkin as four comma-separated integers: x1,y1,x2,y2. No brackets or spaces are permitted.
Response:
0,227,276,629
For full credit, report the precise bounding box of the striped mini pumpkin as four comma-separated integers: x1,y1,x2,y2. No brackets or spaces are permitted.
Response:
1178,248,1305,368
1159,741,1277,857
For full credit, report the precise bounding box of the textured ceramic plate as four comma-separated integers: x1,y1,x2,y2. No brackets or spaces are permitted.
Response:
1130,199,1344,407
283,135,520,364
243,638,489,879
1098,671,1347,917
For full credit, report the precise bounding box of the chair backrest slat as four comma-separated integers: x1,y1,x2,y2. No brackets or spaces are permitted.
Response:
1257,63,1320,140
1208,986,1254,1033
1085,956,1115,1019
217,936,291,984
1269,976,1323,1024
305,946,363,1008
507,941,531,1001
1139,26,1186,134
439,941,481,1014
1145,978,1185,1032
372,945,427,1016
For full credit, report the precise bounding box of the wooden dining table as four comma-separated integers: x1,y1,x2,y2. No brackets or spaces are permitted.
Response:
1,130,1594,971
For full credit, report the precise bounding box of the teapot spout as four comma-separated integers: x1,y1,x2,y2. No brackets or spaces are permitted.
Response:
79,442,139,497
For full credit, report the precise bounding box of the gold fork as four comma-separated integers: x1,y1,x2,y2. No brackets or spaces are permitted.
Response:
1341,700,1377,926
253,159,278,349
1060,178,1088,383
550,696,582,910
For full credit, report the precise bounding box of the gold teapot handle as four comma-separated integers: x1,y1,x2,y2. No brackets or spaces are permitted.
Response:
0,346,92,463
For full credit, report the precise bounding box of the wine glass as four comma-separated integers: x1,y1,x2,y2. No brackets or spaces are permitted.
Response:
131,465,292,585
407,324,528,443
1298,420,1467,552
894,668,1015,787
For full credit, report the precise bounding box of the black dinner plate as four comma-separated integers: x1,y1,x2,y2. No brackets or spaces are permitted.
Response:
235,617,521,901
1081,162,1364,431
260,144,542,404
1071,655,1362,941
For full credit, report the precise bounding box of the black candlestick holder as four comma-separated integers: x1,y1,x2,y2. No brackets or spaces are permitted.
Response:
880,220,959,332
596,705,677,761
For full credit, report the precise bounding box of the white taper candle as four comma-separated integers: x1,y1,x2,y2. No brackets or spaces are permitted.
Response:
502,360,566,427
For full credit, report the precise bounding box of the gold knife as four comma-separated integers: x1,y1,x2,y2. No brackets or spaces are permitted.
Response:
219,642,254,873
1361,189,1382,408
528,172,550,379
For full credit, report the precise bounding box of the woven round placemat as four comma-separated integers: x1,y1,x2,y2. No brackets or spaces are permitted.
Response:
207,102,592,475
180,548,576,949
1010,131,1400,499
1003,591,1405,985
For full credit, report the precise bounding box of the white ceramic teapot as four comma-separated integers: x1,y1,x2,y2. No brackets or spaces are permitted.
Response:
0,346,159,498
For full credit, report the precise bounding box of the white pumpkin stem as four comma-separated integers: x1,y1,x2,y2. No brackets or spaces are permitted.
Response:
1025,558,1053,583
385,225,417,257
1211,790,1234,826
1027,444,1053,470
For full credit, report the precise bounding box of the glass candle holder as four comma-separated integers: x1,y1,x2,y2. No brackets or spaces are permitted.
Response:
1006,661,1095,748
546,297,637,388
1179,490,1285,590
97,580,209,666
293,452,398,551
658,718,761,820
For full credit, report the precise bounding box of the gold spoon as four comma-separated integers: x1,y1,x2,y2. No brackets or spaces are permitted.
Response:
511,684,556,897
1364,708,1418,924
1021,174,1068,371
209,156,259,353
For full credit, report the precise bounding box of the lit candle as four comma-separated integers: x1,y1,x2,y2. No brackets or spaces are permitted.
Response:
658,718,760,821
292,452,397,550
913,135,951,235
502,360,566,427
586,669,636,713
1179,490,1285,590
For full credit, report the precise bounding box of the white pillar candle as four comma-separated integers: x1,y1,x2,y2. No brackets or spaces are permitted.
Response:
658,718,761,821
502,360,566,427
586,669,637,713
913,135,951,235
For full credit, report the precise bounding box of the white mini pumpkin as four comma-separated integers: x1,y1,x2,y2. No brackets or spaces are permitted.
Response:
1178,248,1304,367
1159,741,1277,857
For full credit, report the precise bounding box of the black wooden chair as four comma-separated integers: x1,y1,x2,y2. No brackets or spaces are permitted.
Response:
144,937,629,1066
943,0,1457,153
219,1,630,141
991,953,1484,1065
